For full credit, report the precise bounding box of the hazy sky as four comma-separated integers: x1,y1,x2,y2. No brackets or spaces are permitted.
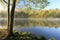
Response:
45,0,60,10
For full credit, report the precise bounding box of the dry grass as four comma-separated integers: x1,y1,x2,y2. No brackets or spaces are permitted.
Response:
0,29,8,40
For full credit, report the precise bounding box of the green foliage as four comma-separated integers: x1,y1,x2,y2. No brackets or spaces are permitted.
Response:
4,31,46,40
48,38,56,40
4,0,20,4
14,9,60,18
0,0,5,4
0,0,50,10
0,0,4,3
26,0,50,10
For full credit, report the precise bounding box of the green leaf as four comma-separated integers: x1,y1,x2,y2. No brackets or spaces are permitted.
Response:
0,0,5,4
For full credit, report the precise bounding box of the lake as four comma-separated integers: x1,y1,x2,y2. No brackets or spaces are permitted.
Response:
14,26,60,40
0,18,60,40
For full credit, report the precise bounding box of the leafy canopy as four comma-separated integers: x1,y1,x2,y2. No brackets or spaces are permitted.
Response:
0,0,50,10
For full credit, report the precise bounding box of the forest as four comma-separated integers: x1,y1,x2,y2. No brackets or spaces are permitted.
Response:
0,9,60,27
0,9,60,18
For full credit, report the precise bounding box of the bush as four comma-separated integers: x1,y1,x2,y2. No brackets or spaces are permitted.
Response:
4,31,46,40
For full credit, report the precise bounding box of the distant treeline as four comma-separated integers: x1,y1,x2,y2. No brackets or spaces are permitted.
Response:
15,9,60,18
0,9,60,18
0,9,60,27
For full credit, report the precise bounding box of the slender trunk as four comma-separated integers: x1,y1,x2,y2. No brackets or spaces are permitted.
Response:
9,0,16,35
8,0,10,35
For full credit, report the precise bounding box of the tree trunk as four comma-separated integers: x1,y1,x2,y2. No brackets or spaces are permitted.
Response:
9,0,16,35
8,0,10,35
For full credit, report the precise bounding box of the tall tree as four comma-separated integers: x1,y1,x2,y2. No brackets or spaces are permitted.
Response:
1,0,50,38
2,0,19,37
7,0,10,36
3,0,16,36
10,0,16,35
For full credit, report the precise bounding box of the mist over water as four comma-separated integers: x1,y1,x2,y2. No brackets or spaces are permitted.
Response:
0,18,60,27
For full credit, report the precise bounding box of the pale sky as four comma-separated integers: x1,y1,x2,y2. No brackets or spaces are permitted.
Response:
45,0,60,10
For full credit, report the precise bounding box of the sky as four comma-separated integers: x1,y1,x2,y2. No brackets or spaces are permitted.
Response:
0,0,60,10
45,0,60,10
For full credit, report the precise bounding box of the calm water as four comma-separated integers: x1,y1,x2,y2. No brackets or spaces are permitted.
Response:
0,18,60,27
14,26,60,40
0,18,60,40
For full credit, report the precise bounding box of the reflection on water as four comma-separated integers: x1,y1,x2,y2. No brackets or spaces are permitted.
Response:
14,19,60,27
0,18,60,40
0,18,60,27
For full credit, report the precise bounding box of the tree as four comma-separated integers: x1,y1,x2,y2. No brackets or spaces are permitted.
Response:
3,0,16,36
2,0,50,10
1,0,50,39
17,0,50,10
2,0,20,35
10,0,16,35
7,0,10,36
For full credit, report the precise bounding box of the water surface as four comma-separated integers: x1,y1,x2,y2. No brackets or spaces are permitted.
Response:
14,26,60,40
0,18,60,40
